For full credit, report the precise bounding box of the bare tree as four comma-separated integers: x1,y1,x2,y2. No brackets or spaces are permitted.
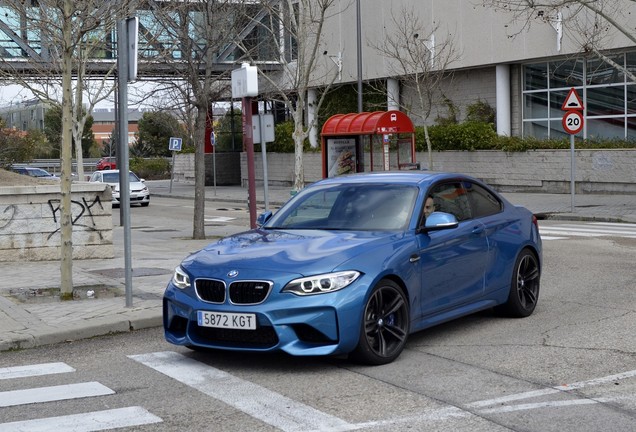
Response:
482,0,636,81
137,0,245,239
370,5,459,170
240,0,342,191
0,0,121,298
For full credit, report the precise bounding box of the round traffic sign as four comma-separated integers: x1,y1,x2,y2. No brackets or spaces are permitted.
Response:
562,110,584,135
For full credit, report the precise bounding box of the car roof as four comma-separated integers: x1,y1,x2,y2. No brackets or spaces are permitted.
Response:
314,171,480,187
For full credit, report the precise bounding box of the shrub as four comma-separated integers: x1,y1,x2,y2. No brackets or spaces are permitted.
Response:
130,157,171,180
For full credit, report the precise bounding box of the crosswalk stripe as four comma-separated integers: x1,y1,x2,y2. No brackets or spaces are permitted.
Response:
0,382,114,408
0,362,75,380
0,406,162,431
129,351,352,432
541,226,636,235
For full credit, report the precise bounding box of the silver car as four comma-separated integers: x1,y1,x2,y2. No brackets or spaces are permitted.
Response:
89,169,150,207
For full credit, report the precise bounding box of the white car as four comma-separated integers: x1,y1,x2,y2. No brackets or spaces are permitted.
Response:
89,169,150,207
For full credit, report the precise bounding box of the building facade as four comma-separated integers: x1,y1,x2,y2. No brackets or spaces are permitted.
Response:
307,0,636,141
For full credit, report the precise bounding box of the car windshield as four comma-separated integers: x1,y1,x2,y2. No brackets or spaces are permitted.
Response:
265,183,418,231
102,172,139,183
29,168,50,177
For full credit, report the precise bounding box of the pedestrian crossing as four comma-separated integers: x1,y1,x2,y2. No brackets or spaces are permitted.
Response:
540,222,636,240
3,353,636,431
0,362,162,431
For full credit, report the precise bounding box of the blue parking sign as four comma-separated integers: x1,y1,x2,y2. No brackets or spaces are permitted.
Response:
169,137,182,151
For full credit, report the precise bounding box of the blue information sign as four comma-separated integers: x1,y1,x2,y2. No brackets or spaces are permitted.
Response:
169,137,183,151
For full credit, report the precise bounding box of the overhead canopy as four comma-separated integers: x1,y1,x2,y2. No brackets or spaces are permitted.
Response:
321,110,415,136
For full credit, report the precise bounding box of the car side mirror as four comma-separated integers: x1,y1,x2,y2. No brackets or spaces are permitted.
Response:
421,211,459,232
257,211,273,227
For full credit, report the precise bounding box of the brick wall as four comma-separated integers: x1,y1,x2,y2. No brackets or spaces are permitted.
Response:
0,183,113,261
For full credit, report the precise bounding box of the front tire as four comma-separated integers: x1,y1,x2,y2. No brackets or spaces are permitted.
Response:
351,279,410,365
496,249,540,317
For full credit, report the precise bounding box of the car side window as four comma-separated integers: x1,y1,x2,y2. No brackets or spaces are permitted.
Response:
464,182,502,218
427,183,472,221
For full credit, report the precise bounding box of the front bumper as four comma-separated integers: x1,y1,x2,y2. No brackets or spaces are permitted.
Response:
163,281,366,357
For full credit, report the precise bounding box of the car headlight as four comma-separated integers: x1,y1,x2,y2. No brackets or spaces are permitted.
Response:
282,271,360,296
172,266,191,289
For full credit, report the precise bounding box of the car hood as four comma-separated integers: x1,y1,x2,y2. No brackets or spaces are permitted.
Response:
181,229,401,276
105,181,145,191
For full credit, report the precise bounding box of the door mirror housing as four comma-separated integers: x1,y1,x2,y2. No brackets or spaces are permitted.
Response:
257,211,273,227
421,211,459,233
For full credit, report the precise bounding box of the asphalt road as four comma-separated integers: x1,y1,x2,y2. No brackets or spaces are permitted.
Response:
1,198,635,431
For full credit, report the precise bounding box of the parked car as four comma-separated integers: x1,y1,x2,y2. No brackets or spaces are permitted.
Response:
89,169,150,207
11,165,60,181
163,172,542,365
95,156,117,170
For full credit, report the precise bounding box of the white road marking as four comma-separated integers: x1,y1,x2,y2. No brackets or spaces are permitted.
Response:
468,369,636,409
0,406,162,431
0,362,75,380
132,352,636,430
0,382,114,408
205,216,237,223
539,222,636,240
129,351,352,432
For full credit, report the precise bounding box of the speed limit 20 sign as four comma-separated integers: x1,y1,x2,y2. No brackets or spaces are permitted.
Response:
561,87,584,135
562,110,583,134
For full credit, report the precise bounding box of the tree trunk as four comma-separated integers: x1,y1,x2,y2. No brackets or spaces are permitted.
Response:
292,110,305,191
192,104,207,239
60,0,74,299
424,124,433,170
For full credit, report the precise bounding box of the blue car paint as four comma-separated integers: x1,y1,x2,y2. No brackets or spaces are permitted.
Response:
163,171,542,358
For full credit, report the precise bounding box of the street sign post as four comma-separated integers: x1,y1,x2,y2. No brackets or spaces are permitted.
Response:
169,137,183,193
561,87,584,212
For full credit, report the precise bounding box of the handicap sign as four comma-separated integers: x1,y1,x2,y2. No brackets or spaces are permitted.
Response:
169,137,182,151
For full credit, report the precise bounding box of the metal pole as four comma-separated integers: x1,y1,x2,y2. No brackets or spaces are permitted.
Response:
570,134,575,213
356,0,363,113
117,18,133,308
169,151,175,193
243,97,257,228
260,113,269,211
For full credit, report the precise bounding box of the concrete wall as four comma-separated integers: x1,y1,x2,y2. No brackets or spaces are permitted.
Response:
0,183,114,262
237,149,636,194
173,153,241,185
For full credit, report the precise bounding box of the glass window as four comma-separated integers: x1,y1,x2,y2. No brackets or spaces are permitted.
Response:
524,63,548,90
523,93,549,119
266,184,417,231
627,84,636,114
523,52,636,140
523,120,550,139
587,55,625,85
428,183,472,221
464,183,502,218
587,86,625,117
549,59,584,88
587,118,625,140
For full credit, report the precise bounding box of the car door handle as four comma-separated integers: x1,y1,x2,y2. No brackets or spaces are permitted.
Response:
409,254,420,263
472,226,484,235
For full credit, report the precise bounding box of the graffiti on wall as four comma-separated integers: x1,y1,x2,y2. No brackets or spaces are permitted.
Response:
0,204,17,230
46,196,105,240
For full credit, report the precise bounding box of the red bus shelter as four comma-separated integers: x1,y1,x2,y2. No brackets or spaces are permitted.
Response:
320,110,418,178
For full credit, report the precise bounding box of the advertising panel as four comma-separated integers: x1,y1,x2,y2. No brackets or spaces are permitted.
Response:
326,138,356,177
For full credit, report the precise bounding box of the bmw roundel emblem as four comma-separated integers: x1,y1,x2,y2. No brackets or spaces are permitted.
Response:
227,270,239,278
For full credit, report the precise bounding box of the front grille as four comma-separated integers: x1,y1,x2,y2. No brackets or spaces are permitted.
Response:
193,325,278,348
229,281,272,304
195,279,226,303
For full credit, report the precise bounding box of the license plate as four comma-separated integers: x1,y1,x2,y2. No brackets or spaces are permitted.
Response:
197,311,256,330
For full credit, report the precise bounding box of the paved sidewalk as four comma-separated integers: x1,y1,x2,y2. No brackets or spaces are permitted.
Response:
1,181,635,352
